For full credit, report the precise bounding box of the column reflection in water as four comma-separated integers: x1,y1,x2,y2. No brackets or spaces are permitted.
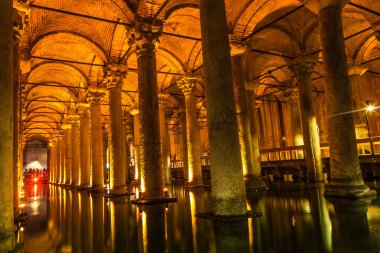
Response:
92,193,105,252
139,205,166,253
213,220,250,253
72,191,81,253
62,189,73,252
330,198,378,252
80,191,92,253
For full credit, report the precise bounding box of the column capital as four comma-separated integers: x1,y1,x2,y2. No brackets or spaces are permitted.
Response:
348,64,367,76
129,17,163,57
56,131,64,140
284,88,300,104
129,108,139,116
178,77,198,96
86,87,106,105
287,55,317,80
158,94,169,108
61,123,72,130
105,63,127,89
230,41,248,56
299,0,349,13
68,114,80,126
78,103,90,118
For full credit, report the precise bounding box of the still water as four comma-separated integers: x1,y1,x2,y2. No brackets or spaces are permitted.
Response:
17,183,380,253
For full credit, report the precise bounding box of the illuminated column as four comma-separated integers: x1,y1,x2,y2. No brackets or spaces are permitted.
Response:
62,123,72,185
0,1,15,248
348,64,367,138
304,0,376,197
179,110,189,180
56,132,64,184
131,18,165,200
130,108,140,182
69,115,81,187
78,105,91,188
49,140,57,184
106,64,128,194
231,44,266,190
178,78,203,186
158,94,171,185
246,90,267,189
124,113,134,182
199,0,247,215
285,89,303,146
288,56,323,181
59,131,66,184
87,89,106,192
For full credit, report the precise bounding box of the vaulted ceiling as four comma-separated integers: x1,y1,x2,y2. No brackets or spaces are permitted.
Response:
16,0,380,142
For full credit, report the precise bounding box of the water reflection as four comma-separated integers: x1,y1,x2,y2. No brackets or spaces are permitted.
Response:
17,183,380,253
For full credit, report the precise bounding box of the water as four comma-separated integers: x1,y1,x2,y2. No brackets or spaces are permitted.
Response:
17,183,380,253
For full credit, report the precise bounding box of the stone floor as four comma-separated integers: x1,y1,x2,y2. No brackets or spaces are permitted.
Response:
16,182,380,253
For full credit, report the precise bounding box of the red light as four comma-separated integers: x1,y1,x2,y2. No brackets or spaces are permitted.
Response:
33,178,38,182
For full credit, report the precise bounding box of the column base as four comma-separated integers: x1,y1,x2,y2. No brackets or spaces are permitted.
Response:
307,173,324,183
131,196,177,205
0,235,15,253
77,184,91,191
195,210,263,222
324,183,377,199
105,186,134,197
90,185,105,193
244,175,268,192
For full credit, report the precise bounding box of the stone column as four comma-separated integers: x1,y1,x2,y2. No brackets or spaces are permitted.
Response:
49,140,57,184
246,91,267,189
62,123,72,185
79,104,91,188
285,89,303,146
1,2,15,247
179,110,189,180
130,109,140,182
106,64,128,194
124,113,134,182
131,18,165,200
348,64,367,138
56,133,63,184
231,44,266,190
288,56,323,181
158,94,171,185
69,115,80,187
87,89,106,192
59,131,66,184
199,0,247,215
178,78,203,186
303,0,376,197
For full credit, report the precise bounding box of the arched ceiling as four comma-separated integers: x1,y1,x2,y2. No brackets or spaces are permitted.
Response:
17,0,380,141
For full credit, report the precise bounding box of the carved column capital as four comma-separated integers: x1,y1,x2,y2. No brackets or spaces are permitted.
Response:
287,55,317,80
86,87,106,105
129,17,163,57
158,94,169,109
68,114,80,126
284,88,300,104
229,40,248,56
178,77,197,96
348,64,367,76
105,63,127,89
78,103,90,118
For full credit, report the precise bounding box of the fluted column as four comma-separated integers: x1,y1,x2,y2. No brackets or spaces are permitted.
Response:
49,140,57,184
106,64,128,194
131,18,165,200
288,56,323,181
87,89,106,192
62,123,72,185
59,131,66,184
0,1,14,245
79,104,91,188
69,115,80,187
158,94,171,185
130,108,140,182
199,0,247,215
303,0,376,198
348,64,367,138
178,78,203,186
124,113,134,182
179,110,189,180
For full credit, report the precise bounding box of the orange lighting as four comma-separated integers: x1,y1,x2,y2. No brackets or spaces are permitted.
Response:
33,178,38,182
